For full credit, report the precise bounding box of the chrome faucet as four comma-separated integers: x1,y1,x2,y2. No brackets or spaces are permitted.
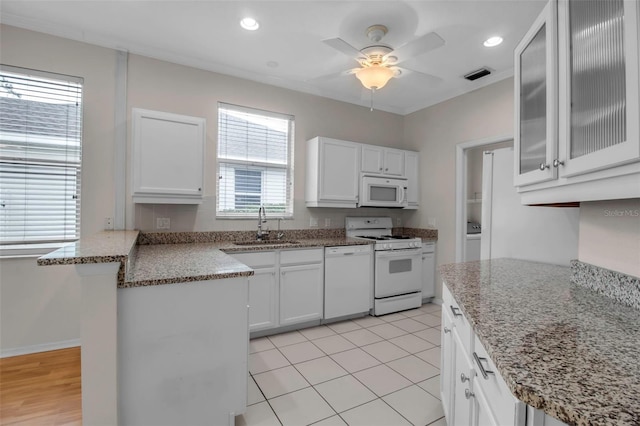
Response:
276,217,285,240
256,206,268,240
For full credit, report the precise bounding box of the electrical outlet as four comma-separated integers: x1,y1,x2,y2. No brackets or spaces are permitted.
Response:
309,217,318,227
427,217,436,227
104,217,114,230
156,217,171,230
324,218,331,228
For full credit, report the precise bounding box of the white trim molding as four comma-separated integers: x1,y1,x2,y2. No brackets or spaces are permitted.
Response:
1,338,80,358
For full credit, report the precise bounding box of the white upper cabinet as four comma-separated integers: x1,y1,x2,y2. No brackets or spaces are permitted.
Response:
557,0,640,176
306,137,360,208
361,145,405,176
132,108,205,204
404,150,420,208
514,0,640,204
514,1,558,187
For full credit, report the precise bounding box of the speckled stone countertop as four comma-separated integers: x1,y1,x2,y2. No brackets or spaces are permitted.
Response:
37,230,139,266
439,259,640,426
125,243,254,287
37,231,140,285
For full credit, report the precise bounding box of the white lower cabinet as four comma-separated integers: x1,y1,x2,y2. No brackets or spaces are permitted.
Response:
280,263,323,325
441,282,527,426
440,302,454,421
231,248,324,333
248,268,278,331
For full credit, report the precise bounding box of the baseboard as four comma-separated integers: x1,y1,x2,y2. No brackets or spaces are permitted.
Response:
432,297,444,306
1,339,81,358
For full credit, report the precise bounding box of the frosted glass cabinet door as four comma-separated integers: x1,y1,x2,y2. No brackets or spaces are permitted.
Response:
514,1,558,186
558,0,640,177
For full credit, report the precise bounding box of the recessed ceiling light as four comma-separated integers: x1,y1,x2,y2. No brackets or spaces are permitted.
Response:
240,17,259,31
483,36,503,47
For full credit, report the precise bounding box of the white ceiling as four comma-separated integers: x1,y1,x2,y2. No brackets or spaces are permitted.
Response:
0,1,547,115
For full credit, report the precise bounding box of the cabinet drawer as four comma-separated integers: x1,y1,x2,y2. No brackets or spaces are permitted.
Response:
280,248,323,266
473,334,523,426
443,284,473,355
230,251,277,269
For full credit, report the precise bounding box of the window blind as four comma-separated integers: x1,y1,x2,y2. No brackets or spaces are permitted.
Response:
217,103,293,218
0,65,83,245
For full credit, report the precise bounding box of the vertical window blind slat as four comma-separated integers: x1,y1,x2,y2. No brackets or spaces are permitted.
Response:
0,65,83,245
217,103,293,218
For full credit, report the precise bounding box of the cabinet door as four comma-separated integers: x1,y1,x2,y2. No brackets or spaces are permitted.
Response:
362,145,384,174
514,2,558,187
319,138,360,203
132,109,205,202
248,268,278,332
441,305,455,423
452,329,474,426
558,0,640,177
279,263,323,326
405,151,419,206
384,149,405,176
473,382,499,426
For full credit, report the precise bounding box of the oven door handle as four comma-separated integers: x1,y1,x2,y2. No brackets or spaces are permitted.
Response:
376,249,421,259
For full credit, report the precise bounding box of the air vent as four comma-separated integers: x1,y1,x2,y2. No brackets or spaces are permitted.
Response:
464,67,492,81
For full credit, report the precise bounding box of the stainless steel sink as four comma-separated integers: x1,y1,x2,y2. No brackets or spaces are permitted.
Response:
233,240,298,246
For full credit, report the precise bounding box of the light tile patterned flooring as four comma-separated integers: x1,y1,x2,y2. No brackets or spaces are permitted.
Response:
236,303,445,426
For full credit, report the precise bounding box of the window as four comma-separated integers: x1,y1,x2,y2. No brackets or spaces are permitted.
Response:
217,103,293,218
0,65,83,247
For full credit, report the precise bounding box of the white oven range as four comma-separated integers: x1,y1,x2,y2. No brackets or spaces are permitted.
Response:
346,217,423,316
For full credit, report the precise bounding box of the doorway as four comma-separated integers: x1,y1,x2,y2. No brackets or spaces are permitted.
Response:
454,135,513,263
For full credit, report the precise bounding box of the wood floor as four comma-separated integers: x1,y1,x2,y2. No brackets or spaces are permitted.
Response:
0,347,81,425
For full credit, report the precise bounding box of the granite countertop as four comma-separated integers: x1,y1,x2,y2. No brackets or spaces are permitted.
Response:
37,230,139,266
439,258,640,426
38,230,401,287
125,237,370,287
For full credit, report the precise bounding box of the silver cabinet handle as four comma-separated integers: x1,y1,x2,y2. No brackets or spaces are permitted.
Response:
450,305,462,317
473,352,495,379
465,389,474,399
460,373,470,383
539,162,549,170
385,168,389,171
553,159,564,168
443,327,451,334
198,188,202,191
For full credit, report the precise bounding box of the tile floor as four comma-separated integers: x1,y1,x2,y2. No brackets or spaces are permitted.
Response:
236,303,446,426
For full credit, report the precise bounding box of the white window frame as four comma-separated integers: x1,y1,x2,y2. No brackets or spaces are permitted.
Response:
216,102,294,219
0,65,83,257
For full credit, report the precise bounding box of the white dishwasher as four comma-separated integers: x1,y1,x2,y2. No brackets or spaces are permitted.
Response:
324,245,373,320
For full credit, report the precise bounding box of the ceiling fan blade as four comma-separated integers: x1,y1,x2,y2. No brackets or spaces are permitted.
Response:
394,66,442,85
384,32,445,63
323,38,367,61
307,68,359,83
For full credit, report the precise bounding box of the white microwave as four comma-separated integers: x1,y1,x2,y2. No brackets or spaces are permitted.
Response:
359,175,408,208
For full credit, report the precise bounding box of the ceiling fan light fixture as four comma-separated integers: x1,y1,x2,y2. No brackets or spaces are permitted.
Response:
355,64,395,90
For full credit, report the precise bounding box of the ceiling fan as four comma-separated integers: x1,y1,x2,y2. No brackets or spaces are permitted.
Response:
321,24,445,92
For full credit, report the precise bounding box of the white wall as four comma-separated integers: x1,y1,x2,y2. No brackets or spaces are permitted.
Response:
403,78,515,298
579,199,640,278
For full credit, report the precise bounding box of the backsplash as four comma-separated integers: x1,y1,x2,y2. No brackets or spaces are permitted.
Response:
137,227,438,245
571,260,640,310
